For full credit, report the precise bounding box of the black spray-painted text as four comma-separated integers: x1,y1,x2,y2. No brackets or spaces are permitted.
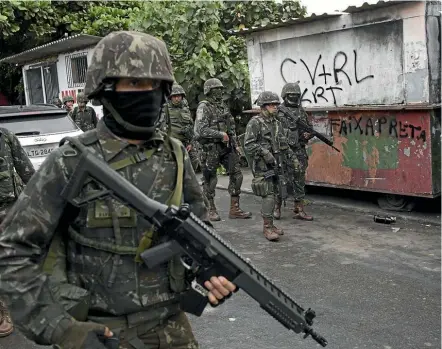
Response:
280,50,374,105
330,117,426,142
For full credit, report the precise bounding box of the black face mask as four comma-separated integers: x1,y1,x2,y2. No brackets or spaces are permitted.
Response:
103,89,164,139
285,94,301,107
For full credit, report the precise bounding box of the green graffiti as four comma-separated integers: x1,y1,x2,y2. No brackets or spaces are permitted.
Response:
342,131,398,170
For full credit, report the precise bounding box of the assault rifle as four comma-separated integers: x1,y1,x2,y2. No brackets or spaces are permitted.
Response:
278,105,340,152
263,153,288,206
60,136,328,348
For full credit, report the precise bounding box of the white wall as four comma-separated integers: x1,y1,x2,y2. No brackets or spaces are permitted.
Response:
57,47,94,98
22,46,95,104
246,1,438,108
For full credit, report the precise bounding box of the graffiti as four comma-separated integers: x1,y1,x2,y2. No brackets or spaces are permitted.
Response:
280,50,374,105
330,117,426,142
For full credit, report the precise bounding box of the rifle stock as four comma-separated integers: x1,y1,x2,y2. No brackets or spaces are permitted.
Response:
60,136,328,347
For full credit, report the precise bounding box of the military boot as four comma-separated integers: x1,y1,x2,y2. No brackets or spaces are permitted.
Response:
0,300,13,337
208,199,221,221
273,202,282,220
229,196,252,219
293,201,313,221
263,217,280,241
272,222,284,236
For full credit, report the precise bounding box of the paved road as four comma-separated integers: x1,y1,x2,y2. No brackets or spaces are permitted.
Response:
190,191,441,349
2,191,440,349
212,169,441,226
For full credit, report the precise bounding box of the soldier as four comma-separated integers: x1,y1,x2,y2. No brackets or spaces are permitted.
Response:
166,83,200,171
277,82,313,221
52,97,63,108
194,78,252,221
244,91,286,241
0,127,35,337
0,31,236,349
70,92,98,131
62,95,75,114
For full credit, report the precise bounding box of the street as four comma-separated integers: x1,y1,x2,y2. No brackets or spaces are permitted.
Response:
0,190,440,349
190,190,441,349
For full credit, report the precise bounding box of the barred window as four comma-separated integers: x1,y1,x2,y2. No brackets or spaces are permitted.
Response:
66,52,88,88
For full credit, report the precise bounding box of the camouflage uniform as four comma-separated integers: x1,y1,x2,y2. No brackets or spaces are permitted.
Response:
165,84,200,171
277,83,313,220
70,92,98,131
0,31,208,349
244,91,286,241
194,78,251,221
0,127,34,337
0,128,35,222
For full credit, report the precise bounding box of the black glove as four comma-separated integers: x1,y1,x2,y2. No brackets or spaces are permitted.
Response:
53,321,112,349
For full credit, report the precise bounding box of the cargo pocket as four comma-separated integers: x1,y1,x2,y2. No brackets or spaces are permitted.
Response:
86,194,137,229
251,176,271,197
50,283,91,321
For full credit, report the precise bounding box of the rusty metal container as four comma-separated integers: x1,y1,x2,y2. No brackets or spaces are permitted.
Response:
305,105,441,199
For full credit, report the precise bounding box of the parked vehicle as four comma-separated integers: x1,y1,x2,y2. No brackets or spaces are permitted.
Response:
0,105,83,170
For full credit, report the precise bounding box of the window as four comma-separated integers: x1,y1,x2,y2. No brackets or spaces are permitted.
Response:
1,113,78,134
66,52,88,87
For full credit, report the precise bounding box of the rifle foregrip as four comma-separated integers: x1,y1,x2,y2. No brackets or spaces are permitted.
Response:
140,241,182,268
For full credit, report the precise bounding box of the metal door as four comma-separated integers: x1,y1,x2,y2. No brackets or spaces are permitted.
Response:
26,68,44,104
43,64,60,103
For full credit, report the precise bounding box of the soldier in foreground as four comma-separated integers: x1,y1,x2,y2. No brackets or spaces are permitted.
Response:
0,31,236,349
195,78,252,221
70,92,98,131
0,127,35,338
278,82,314,220
244,91,286,241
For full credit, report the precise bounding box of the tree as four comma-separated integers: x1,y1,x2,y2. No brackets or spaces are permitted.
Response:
0,0,306,107
0,1,140,103
130,0,306,114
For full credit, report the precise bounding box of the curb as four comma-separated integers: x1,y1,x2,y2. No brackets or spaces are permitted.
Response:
209,183,441,227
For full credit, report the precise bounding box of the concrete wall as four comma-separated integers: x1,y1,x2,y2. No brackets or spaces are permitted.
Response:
426,1,441,104
246,1,440,108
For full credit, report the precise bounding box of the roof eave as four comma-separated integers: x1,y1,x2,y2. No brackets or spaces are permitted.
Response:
0,34,102,65
229,12,346,36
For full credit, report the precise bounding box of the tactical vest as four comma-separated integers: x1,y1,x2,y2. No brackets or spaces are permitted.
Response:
250,115,288,174
197,100,229,143
71,107,96,131
278,104,300,148
0,129,23,206
167,102,194,143
43,130,187,319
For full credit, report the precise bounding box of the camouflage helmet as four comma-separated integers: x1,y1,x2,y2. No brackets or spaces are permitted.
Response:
62,95,74,104
281,82,301,98
204,78,223,95
170,83,186,97
257,91,280,107
84,31,175,99
76,92,88,103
